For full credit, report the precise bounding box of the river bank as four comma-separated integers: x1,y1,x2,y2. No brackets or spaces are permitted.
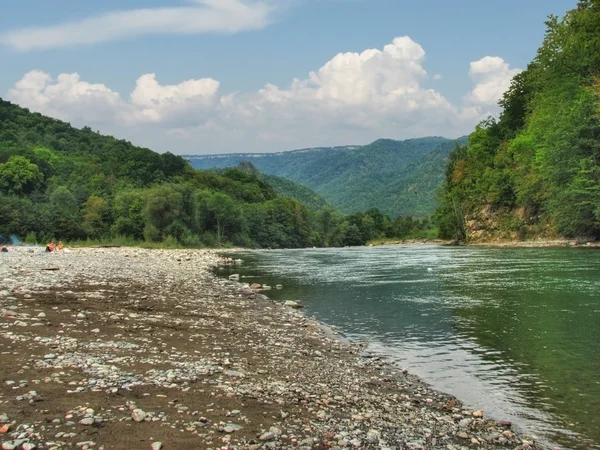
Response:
1,247,543,450
368,238,599,248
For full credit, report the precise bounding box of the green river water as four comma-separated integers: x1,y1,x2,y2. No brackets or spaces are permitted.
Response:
216,245,600,449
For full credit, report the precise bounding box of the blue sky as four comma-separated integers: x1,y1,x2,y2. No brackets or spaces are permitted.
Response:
0,0,576,154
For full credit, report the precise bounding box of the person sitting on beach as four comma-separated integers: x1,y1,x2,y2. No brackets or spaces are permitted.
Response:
0,245,7,253
46,241,56,252
57,241,64,252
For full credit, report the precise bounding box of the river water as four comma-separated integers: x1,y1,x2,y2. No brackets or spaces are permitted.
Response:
216,245,600,449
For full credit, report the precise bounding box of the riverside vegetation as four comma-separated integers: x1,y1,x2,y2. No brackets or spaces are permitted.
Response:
436,0,600,244
0,99,433,249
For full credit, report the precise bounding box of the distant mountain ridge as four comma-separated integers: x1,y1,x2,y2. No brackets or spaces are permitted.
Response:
184,136,467,217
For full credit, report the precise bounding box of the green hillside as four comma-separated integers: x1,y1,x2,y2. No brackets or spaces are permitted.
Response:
185,136,467,217
262,174,329,211
0,98,432,248
0,98,317,248
436,0,600,243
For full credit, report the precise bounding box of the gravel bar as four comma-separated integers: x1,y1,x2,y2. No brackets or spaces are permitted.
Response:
0,247,545,450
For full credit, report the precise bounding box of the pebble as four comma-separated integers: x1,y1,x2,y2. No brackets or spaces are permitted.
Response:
151,443,163,450
131,409,147,422
259,432,275,441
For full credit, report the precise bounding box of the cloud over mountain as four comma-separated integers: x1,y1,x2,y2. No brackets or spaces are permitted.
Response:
6,37,520,153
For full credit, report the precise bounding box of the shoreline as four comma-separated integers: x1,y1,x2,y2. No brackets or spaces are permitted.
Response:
368,238,599,249
1,247,545,449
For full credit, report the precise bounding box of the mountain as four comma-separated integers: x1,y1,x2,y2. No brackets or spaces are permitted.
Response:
0,98,323,248
262,174,329,211
1,98,429,249
436,1,600,243
184,136,467,217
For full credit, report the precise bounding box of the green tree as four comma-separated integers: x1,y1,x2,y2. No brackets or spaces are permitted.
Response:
0,156,44,195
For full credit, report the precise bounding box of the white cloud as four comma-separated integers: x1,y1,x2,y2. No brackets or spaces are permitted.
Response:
0,0,276,52
466,56,521,106
8,70,123,124
432,74,443,80
129,74,220,123
6,39,520,153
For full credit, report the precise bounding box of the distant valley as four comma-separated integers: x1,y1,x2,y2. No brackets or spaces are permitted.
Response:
184,136,467,218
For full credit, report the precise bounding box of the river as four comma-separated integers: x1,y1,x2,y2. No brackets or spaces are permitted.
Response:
216,245,600,449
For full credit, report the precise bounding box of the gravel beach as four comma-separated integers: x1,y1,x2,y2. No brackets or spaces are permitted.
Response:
0,247,543,450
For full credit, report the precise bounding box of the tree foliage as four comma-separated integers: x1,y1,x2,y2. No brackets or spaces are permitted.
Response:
436,1,600,241
0,98,430,247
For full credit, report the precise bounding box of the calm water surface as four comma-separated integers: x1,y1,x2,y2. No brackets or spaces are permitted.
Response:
216,245,600,449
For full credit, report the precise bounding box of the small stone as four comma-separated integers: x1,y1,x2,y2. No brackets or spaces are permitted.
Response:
366,430,380,443
44,354,57,360
79,417,95,425
457,432,469,439
283,300,303,309
131,409,147,422
77,313,86,319
151,443,163,450
500,419,511,427
1,442,16,450
23,444,36,450
259,432,275,441
91,328,100,333
473,410,484,418
37,312,46,318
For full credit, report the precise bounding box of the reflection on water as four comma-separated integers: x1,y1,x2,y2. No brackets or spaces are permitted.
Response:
216,245,600,449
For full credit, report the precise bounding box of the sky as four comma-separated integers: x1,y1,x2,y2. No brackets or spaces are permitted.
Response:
0,0,577,155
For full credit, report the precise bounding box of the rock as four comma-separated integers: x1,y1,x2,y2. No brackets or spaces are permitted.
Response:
250,283,262,290
79,418,95,425
1,442,15,450
473,410,484,418
22,444,36,450
283,300,303,309
228,274,240,281
37,312,46,318
366,430,380,443
151,443,163,450
76,313,86,319
0,414,8,424
459,418,472,428
500,419,511,427
457,432,470,439
259,432,275,441
44,354,57,360
0,424,11,433
131,409,147,422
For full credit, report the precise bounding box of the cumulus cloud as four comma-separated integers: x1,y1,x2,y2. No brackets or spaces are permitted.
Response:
129,74,220,123
7,71,220,126
466,56,521,105
8,70,123,124
0,0,276,52
6,38,520,153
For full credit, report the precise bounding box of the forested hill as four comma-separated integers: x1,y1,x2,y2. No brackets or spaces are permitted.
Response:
436,0,600,243
185,136,467,218
0,98,435,248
